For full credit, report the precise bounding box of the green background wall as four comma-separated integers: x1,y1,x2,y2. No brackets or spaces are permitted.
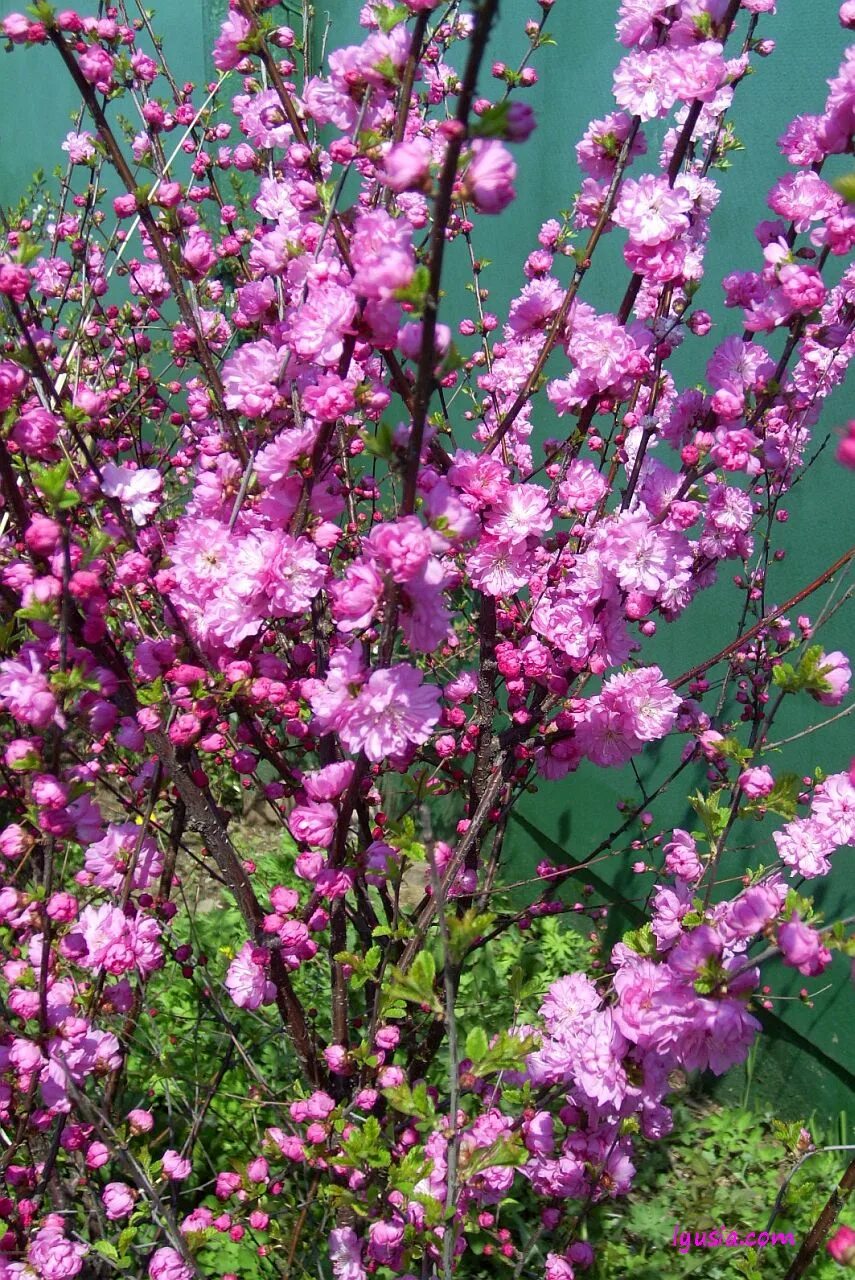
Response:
1,1,852,1121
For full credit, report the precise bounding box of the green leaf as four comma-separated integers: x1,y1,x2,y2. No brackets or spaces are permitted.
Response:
471,102,511,139
393,264,431,314
317,180,336,211
33,460,77,511
693,957,728,996
716,736,753,768
137,676,164,708
361,420,394,461
92,1241,120,1262
13,232,44,266
116,1227,137,1256
759,772,801,821
784,888,814,920
459,1132,527,1181
387,814,427,861
772,645,837,701
384,1080,436,1123
622,923,657,957
446,908,495,962
472,1029,538,1077
412,948,435,988
376,2,409,32
387,1148,431,1199
374,54,399,83
690,789,728,841
384,949,441,1014
339,1115,391,1170
16,601,57,623
832,173,855,204
465,1026,489,1065
335,944,381,990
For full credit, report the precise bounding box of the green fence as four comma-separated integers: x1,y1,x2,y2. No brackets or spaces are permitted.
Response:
1,0,852,1123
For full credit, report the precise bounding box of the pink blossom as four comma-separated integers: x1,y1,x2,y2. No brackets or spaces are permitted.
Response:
811,772,855,846
162,1149,192,1180
767,171,841,234
837,421,855,468
423,477,479,541
0,261,31,302
577,110,647,180
0,359,27,409
148,1247,194,1280
339,664,441,762
557,460,609,514
616,0,671,47
723,882,786,940
263,533,327,616
78,46,114,88
239,87,293,148
0,652,61,729
83,822,163,891
778,915,832,976
1,13,31,42
128,262,170,303
367,1220,405,1267
545,1253,576,1280
329,560,384,632
779,262,827,313
213,11,251,70
28,1226,88,1278
225,943,275,1009
11,406,61,457
102,1182,136,1219
467,537,530,596
304,645,367,736
290,281,358,366
486,484,552,543
652,883,692,949
462,140,517,214
813,650,851,706
380,137,433,192
302,371,358,421
773,817,835,879
75,904,163,976
612,48,679,120
303,761,355,801
221,339,283,417
828,1225,855,1265
738,766,775,798
127,1108,154,1134
613,174,692,246
329,1227,366,1280
599,513,691,598
366,516,433,581
289,802,337,847
663,829,703,881
61,131,96,163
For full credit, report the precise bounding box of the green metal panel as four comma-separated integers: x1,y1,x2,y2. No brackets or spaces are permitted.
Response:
0,2,213,202
1,0,852,1118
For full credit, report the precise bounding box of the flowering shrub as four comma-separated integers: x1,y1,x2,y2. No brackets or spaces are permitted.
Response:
0,0,854,1277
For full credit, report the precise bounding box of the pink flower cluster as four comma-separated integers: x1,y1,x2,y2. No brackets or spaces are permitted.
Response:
0,0,852,1277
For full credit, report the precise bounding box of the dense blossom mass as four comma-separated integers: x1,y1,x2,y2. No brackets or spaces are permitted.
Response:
0,0,853,1277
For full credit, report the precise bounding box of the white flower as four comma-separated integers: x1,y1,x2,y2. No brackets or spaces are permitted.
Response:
101,463,162,526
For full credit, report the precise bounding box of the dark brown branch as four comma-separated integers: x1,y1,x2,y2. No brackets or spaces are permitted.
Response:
784,1157,855,1280
671,547,855,690
47,29,250,467
401,0,501,514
